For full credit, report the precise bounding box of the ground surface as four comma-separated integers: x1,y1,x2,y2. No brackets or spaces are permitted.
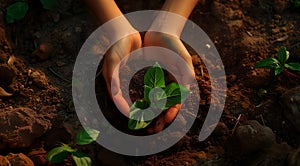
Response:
0,0,300,165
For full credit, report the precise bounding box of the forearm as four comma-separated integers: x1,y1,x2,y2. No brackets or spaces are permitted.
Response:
83,0,137,40
149,0,198,37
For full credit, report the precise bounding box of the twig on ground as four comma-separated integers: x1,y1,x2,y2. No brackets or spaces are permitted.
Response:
231,114,242,135
260,114,265,126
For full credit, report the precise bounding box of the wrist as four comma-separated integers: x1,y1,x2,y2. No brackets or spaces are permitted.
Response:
101,15,138,44
148,11,187,38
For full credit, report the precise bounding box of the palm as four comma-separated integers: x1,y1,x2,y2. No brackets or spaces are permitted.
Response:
144,32,195,133
102,33,142,116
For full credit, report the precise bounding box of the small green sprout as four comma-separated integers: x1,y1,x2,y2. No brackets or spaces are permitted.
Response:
6,2,28,24
128,62,190,130
293,0,300,8
258,88,267,98
46,128,100,166
40,0,58,10
254,46,300,75
6,0,58,23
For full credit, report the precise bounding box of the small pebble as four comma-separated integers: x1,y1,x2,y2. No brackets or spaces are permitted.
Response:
75,27,82,33
272,28,280,34
274,15,281,20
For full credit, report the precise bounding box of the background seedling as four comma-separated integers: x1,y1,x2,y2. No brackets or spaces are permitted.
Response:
254,46,300,75
293,0,300,8
46,128,99,166
6,0,58,23
128,63,190,130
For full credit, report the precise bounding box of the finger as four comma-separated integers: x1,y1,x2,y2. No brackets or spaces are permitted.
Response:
147,115,166,134
146,104,182,134
102,51,130,117
112,90,130,117
164,104,181,123
102,53,121,97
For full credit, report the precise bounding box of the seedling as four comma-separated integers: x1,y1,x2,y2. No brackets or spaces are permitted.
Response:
293,0,300,8
128,63,190,130
257,88,267,99
6,0,58,23
254,46,300,75
46,128,100,166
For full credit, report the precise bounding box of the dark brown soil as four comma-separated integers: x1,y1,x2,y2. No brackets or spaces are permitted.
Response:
0,0,300,165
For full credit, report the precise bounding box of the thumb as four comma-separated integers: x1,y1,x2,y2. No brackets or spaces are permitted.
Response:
102,58,130,117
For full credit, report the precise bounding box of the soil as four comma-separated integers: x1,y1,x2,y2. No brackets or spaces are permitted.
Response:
0,0,300,165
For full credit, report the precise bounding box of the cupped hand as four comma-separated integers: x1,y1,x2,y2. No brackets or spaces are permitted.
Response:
143,31,195,133
102,32,142,117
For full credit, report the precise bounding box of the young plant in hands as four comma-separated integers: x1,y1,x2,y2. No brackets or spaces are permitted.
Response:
128,63,190,130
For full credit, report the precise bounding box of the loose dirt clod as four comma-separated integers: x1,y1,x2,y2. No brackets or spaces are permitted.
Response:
0,155,10,166
32,42,55,61
6,153,34,166
0,107,56,149
0,153,34,166
29,70,49,88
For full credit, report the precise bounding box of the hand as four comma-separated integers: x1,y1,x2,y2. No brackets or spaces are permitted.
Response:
102,32,142,116
144,31,195,133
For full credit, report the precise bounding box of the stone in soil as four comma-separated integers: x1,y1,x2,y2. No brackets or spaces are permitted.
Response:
32,42,55,61
280,86,300,132
235,120,275,153
251,142,294,166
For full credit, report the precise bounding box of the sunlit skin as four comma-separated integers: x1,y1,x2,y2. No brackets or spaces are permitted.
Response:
83,0,198,133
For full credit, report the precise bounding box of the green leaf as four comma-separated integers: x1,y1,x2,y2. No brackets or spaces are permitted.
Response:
75,128,100,145
148,87,167,109
163,83,190,109
274,66,284,75
134,99,149,109
6,2,29,23
128,100,153,130
254,57,280,69
40,0,58,10
258,88,267,98
72,152,92,166
285,62,300,71
144,85,152,103
46,145,76,163
278,46,289,64
144,63,165,88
